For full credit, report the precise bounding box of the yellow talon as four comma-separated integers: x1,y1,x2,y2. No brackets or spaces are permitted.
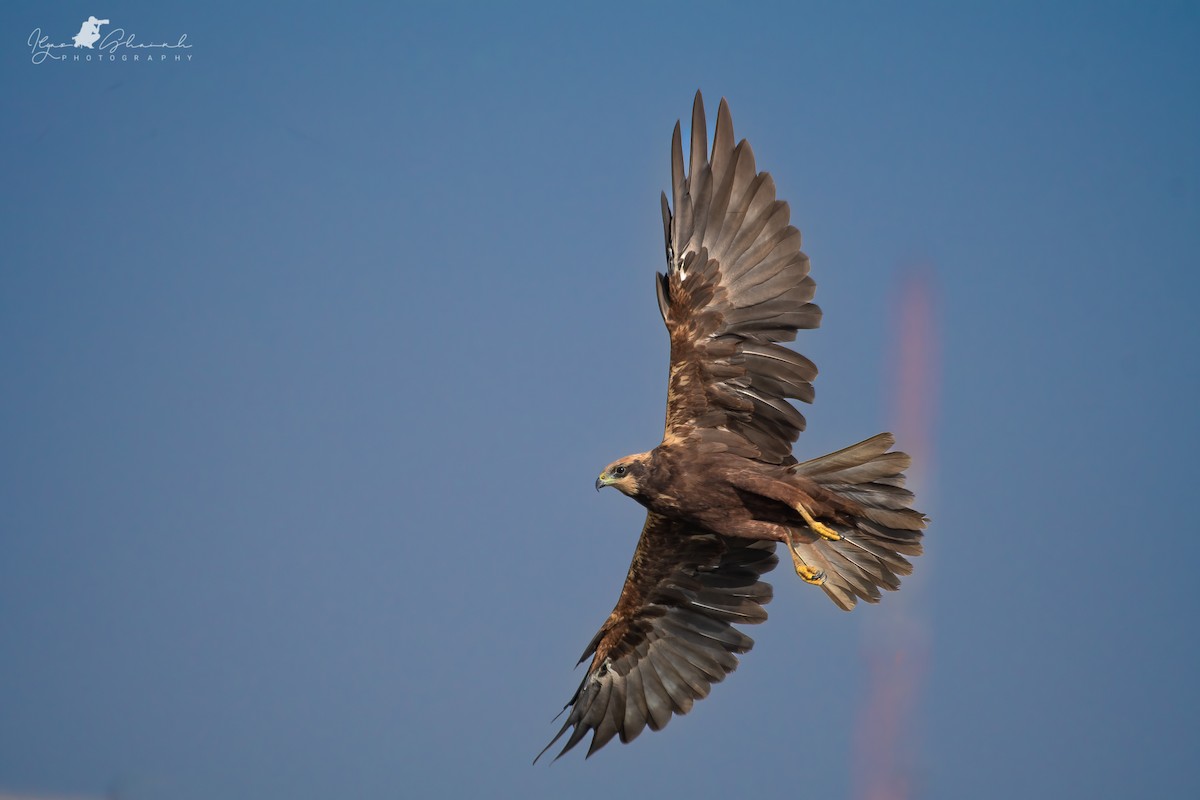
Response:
811,520,842,541
786,541,826,585
794,502,842,541
796,564,826,585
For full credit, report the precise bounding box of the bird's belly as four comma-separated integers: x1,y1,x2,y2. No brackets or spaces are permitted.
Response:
642,484,769,537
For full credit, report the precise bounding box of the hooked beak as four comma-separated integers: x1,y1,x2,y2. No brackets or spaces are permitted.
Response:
595,472,609,492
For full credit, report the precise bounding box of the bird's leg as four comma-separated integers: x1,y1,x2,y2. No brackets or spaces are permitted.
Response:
724,470,844,542
794,501,842,541
732,518,827,586
786,536,825,586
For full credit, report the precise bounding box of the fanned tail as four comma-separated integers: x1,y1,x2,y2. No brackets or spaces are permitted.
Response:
789,433,927,610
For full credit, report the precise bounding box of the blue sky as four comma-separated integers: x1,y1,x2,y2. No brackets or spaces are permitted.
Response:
2,2,1198,798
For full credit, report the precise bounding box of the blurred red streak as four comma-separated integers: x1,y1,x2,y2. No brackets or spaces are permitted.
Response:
852,266,939,800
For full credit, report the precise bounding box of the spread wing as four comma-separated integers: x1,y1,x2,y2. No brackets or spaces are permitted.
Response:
537,513,777,762
656,92,822,464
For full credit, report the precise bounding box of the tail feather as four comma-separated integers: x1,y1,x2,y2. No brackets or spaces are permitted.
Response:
791,433,928,611
792,433,895,474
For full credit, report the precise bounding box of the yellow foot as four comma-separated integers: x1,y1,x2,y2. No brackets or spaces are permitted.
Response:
810,520,842,541
796,564,826,586
794,501,842,541
787,544,826,585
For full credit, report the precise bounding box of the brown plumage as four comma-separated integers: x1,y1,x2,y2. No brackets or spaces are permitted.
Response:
538,92,927,762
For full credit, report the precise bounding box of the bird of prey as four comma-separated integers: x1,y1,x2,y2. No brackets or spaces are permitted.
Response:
538,92,927,762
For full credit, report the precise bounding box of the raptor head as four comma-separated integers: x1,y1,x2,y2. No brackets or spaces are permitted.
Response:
596,453,651,498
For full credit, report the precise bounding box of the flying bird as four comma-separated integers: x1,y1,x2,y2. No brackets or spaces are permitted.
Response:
539,92,927,762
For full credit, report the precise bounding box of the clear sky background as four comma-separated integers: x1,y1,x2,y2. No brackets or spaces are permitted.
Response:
3,2,1198,798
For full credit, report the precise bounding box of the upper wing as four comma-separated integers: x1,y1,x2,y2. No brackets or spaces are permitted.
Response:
657,92,821,464
537,512,777,761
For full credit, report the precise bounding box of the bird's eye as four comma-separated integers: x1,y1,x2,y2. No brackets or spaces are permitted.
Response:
614,465,627,477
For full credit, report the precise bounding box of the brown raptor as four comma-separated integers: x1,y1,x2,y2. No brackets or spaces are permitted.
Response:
539,91,927,762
